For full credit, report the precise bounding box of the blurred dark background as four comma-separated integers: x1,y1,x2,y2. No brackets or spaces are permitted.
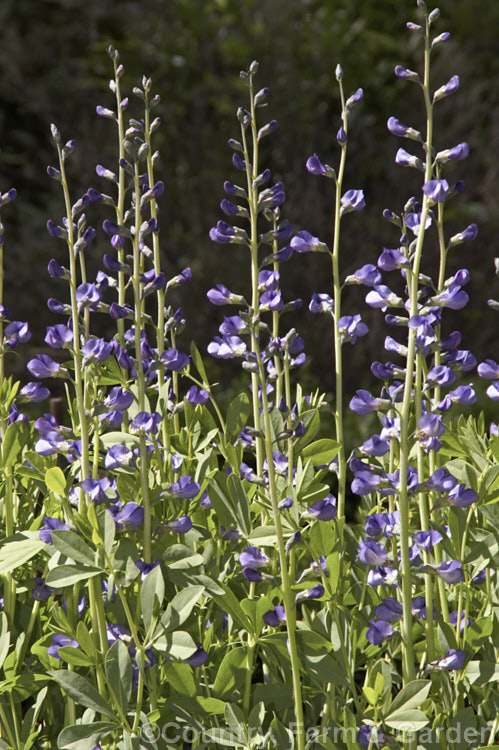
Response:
1,0,498,404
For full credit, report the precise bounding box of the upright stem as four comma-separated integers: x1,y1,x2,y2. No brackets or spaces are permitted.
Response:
132,162,152,563
397,19,433,685
331,82,348,523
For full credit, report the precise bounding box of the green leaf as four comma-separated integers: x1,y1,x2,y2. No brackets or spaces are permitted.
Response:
310,521,335,558
57,722,117,750
105,639,133,712
164,662,197,697
99,431,140,449
56,646,94,667
0,614,10,669
2,420,29,467
300,439,340,466
154,631,198,660
49,671,116,719
141,565,165,631
214,584,252,633
213,647,247,698
44,466,67,495
388,679,431,714
76,621,97,659
465,660,499,685
190,341,208,384
384,708,429,730
226,393,251,442
0,534,46,575
227,474,251,537
45,564,101,588
51,530,96,566
21,686,47,748
160,585,204,633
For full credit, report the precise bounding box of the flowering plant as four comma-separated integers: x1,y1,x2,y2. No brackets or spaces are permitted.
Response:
0,2,498,750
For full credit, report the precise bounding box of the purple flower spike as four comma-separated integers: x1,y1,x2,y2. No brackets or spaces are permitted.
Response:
340,189,365,215
366,619,394,646
423,179,449,203
306,494,337,521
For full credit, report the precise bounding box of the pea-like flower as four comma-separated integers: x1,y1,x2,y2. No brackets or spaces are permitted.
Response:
340,189,365,215
428,649,466,671
374,597,403,622
48,634,80,660
306,494,337,521
366,619,394,646
39,517,70,545
423,178,449,203
358,539,390,566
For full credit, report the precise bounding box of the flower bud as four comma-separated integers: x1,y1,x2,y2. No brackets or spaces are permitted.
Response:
249,60,259,76
428,8,440,23
335,64,343,81
433,75,460,102
431,32,450,47
394,66,420,83
406,22,423,33
254,87,269,106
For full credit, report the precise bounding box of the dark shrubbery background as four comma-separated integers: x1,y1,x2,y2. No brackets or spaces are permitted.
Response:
1,0,498,396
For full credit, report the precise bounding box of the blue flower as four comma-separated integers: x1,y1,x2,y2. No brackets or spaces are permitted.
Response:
340,189,365,215
366,619,394,646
